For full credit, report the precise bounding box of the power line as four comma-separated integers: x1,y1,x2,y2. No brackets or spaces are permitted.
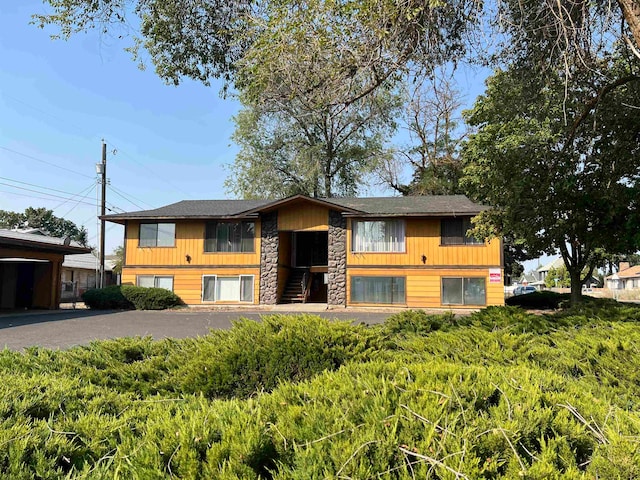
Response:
108,185,147,210
4,94,92,136
105,140,194,199
51,183,96,211
0,176,93,199
109,183,155,209
0,146,94,179
0,182,120,212
0,189,85,205
61,185,97,218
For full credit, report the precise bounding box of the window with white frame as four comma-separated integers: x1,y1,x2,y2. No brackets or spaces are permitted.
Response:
139,223,176,247
441,277,486,305
205,221,255,253
202,275,254,302
352,220,405,252
137,275,174,291
351,276,406,304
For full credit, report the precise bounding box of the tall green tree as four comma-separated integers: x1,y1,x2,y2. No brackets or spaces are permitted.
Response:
33,0,482,92
463,59,640,304
226,81,401,199
0,207,89,246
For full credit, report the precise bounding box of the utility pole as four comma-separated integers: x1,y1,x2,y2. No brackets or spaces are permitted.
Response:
97,142,107,288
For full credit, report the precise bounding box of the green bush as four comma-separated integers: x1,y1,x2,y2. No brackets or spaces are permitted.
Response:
4,308,640,477
82,285,183,310
121,285,183,310
81,285,132,309
506,290,569,309
382,309,470,337
172,314,379,398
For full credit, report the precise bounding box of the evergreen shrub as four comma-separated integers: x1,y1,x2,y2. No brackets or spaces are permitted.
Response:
82,285,183,310
120,285,183,310
382,309,470,336
81,285,132,309
173,314,379,398
3,309,640,477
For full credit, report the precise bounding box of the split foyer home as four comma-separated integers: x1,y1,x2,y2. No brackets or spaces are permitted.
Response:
103,195,504,308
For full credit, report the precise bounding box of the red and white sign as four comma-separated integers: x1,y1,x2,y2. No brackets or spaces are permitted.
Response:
489,268,502,283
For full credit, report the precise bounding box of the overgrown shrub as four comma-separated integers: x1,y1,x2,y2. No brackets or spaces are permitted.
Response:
82,285,183,310
81,285,132,309
172,314,379,398
506,290,568,309
4,308,640,477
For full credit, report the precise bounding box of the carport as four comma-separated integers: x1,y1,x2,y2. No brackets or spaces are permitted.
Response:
0,230,91,310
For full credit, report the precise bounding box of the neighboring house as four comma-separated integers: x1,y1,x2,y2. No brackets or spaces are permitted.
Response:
103,195,504,308
536,257,565,285
0,229,91,310
61,253,117,301
517,272,544,290
606,263,640,290
537,257,599,288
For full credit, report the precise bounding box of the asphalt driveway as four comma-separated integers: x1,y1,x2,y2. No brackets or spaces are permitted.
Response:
0,308,394,351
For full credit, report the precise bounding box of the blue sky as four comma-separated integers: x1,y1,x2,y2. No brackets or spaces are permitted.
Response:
1,0,546,271
1,1,241,253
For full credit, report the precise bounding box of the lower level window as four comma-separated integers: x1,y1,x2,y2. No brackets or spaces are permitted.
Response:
351,276,405,304
137,275,174,291
442,277,485,305
202,275,254,302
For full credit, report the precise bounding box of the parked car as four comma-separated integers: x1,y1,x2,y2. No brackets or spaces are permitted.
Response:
514,285,537,295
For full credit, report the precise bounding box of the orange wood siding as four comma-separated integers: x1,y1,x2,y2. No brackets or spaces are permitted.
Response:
346,218,501,267
347,268,504,308
122,267,260,305
277,203,329,231
125,220,261,267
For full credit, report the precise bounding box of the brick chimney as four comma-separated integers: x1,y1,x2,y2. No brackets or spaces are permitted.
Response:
619,262,631,272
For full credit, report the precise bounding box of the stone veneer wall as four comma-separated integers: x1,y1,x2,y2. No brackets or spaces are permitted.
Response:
328,210,347,306
259,212,279,304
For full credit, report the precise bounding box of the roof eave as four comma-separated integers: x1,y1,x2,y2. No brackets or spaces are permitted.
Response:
102,213,260,224
0,238,92,255
341,211,485,218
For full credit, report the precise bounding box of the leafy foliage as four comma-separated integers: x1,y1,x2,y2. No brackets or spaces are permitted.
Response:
82,285,183,310
463,61,640,304
81,285,132,309
0,207,89,246
3,307,640,477
544,266,571,288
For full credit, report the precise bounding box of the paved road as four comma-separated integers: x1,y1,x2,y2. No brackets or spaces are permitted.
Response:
0,309,394,351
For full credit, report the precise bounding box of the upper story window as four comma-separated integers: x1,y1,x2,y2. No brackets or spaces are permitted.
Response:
441,218,483,246
139,223,175,247
352,219,405,253
205,221,255,253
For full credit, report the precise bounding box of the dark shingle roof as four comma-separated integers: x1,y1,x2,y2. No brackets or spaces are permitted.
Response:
324,195,485,216
103,195,486,223
104,199,272,223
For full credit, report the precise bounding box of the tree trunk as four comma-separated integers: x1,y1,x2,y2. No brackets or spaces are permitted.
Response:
569,267,583,306
619,0,640,50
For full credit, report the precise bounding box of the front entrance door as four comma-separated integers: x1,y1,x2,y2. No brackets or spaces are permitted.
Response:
293,231,328,267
